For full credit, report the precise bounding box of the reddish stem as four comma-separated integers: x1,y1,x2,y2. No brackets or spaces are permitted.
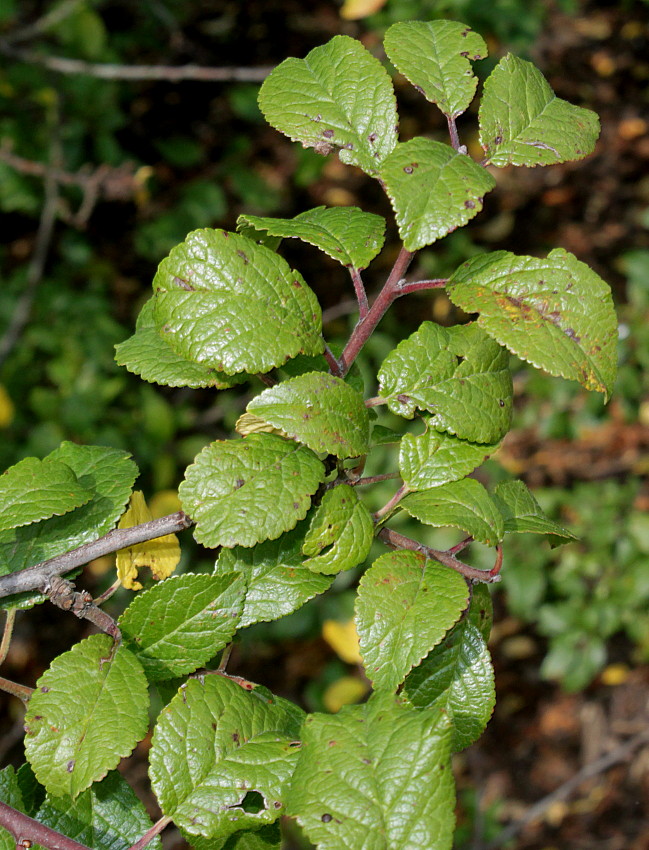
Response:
396,278,447,297
127,817,172,850
322,341,343,376
0,801,93,850
350,267,369,318
0,676,33,704
373,483,410,522
447,115,461,151
349,472,401,486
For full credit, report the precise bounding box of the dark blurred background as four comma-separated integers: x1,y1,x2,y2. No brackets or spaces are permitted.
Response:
1,1,649,848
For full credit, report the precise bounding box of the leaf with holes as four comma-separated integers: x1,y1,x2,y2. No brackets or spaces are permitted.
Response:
149,675,303,840
494,480,577,539
153,229,323,375
479,54,600,167
302,484,373,574
287,692,455,850
24,635,148,798
179,434,325,548
384,20,487,118
399,424,498,490
216,520,333,627
115,299,247,389
119,573,246,680
378,321,512,443
258,35,397,176
355,550,468,691
247,372,370,459
238,207,385,270
447,249,617,398
401,479,504,546
379,138,495,251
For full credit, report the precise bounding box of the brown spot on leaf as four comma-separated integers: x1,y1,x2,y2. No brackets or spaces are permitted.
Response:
67,760,75,773
236,250,249,264
464,200,476,209
322,128,334,139
322,814,333,823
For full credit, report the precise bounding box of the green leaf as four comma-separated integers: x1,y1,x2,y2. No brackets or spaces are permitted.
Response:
378,321,512,443
355,550,469,691
302,484,373,574
153,229,323,375
247,372,370,459
399,424,498,490
470,583,494,641
0,766,28,850
258,35,398,177
494,480,577,539
34,770,161,850
216,521,333,627
479,54,600,167
384,20,487,118
115,299,247,389
179,434,326,548
379,139,495,251
237,207,385,270
149,675,303,839
404,612,495,751
0,457,93,533
0,444,138,610
447,249,617,397
286,692,455,850
24,635,149,798
119,573,246,680
401,479,504,546
186,823,281,850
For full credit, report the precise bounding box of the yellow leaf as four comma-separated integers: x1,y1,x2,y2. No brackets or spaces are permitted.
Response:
323,676,368,713
600,663,630,686
116,491,180,589
148,489,182,518
322,619,362,664
340,0,387,19
0,384,14,428
235,412,286,438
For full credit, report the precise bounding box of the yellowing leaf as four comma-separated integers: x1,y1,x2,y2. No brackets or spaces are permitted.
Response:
323,676,369,713
600,664,629,686
148,489,182,518
340,0,387,19
116,491,180,589
0,384,14,427
235,412,287,438
322,618,362,664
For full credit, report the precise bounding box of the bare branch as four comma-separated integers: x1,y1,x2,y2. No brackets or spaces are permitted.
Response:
0,800,93,850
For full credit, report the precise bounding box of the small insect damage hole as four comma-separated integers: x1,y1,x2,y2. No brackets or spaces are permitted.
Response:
229,790,267,814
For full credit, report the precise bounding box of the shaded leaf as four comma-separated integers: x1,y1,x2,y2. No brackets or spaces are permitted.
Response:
302,484,373,574
447,248,617,397
149,675,303,839
355,550,469,691
248,372,370,459
379,138,495,251
238,207,385,270
119,573,245,680
399,423,498,490
479,54,600,167
186,823,281,850
494,480,577,539
258,35,398,176
179,434,325,548
287,692,455,850
153,229,323,375
401,479,504,545
378,321,512,443
384,20,487,118
24,635,148,798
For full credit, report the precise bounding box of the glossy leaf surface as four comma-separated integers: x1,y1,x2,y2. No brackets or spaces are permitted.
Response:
494,480,577,538
399,425,497,490
302,484,374,574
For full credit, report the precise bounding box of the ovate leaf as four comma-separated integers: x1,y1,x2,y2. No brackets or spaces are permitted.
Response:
399,424,498,490
447,248,617,397
378,321,512,443
384,20,487,118
401,479,504,545
355,550,468,691
115,299,246,389
216,521,333,627
379,138,495,251
0,457,92,532
238,207,385,270
179,434,325,548
258,35,397,176
149,675,303,839
494,480,577,539
302,484,374,574
287,692,455,850
119,573,246,680
248,372,370,459
24,635,148,798
479,54,600,167
34,770,161,850
153,229,323,375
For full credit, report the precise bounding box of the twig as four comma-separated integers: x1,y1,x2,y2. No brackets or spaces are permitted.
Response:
485,728,649,849
0,609,16,665
349,267,369,318
0,512,194,600
396,278,447,296
126,816,173,850
348,472,401,486
0,800,93,850
44,576,121,641
0,44,272,82
0,676,33,704
378,527,502,584
447,115,462,151
322,341,343,377
373,483,410,521
2,0,82,45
